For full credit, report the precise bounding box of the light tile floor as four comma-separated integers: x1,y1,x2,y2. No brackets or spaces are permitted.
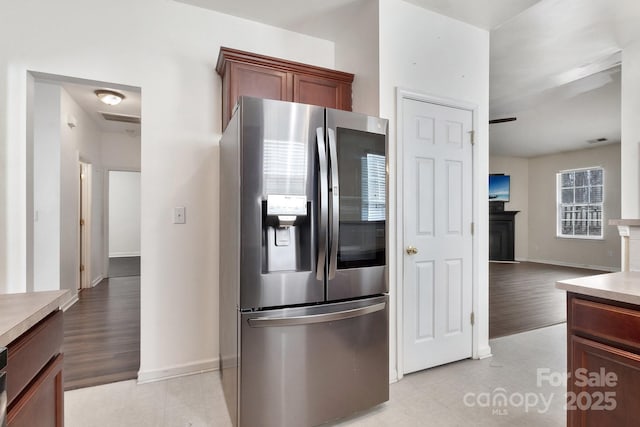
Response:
66,324,567,427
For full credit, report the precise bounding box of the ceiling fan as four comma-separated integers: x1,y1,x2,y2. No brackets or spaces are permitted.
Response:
489,117,517,124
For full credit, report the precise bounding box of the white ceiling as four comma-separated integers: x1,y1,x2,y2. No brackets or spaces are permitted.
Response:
489,67,621,158
175,0,538,39
489,0,640,157
51,0,636,158
404,0,541,30
61,82,141,135
176,0,634,158
33,72,141,136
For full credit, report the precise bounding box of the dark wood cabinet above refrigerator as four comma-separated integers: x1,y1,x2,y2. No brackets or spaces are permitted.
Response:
216,47,354,130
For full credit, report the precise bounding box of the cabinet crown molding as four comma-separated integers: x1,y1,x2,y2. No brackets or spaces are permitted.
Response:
216,47,354,83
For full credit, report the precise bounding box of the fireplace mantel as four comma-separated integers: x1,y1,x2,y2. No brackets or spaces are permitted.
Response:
610,219,640,271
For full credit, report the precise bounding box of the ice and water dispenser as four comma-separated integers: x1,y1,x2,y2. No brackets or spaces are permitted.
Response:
262,194,311,273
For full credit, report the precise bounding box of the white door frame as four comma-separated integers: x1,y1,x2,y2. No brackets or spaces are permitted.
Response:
78,160,92,289
395,88,483,380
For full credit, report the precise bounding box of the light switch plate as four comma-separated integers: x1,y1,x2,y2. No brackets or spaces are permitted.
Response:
174,206,186,224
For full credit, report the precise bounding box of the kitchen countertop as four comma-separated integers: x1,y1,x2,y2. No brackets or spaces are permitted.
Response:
608,219,640,226
556,271,640,306
0,290,69,347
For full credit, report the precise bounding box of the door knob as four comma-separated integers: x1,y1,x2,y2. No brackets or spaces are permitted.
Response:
406,245,418,255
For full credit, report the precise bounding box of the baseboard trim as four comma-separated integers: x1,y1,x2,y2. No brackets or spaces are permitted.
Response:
109,252,141,258
137,358,219,384
389,368,399,384
91,275,104,288
526,258,619,273
475,345,492,359
61,293,79,312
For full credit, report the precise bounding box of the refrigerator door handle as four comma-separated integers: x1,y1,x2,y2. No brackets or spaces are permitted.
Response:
316,127,329,281
247,302,386,327
327,128,340,280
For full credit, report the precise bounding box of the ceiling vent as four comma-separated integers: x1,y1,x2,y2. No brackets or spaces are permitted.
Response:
100,112,141,124
587,137,608,144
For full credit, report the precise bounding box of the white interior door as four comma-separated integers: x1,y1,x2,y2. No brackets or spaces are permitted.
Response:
402,97,474,374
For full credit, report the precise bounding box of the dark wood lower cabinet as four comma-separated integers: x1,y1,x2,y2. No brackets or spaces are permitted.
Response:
567,293,640,426
7,354,63,427
5,310,64,427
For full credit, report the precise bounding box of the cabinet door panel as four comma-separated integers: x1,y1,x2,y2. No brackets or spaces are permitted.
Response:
7,354,64,427
225,63,292,125
293,74,351,111
232,63,290,100
569,335,640,427
6,310,63,406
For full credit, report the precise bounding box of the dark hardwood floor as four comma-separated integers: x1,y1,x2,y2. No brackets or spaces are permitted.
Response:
60,259,602,389
63,275,140,390
489,261,607,339
108,256,141,277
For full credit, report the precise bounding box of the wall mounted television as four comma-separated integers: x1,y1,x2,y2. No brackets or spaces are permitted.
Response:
489,174,510,202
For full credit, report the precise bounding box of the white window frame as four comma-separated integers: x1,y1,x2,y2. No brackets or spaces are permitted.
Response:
556,167,604,240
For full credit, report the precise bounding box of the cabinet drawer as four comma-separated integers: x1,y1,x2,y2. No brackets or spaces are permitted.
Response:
571,296,640,350
6,311,63,406
7,354,64,427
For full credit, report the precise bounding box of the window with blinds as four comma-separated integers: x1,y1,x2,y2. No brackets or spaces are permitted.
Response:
361,153,386,221
557,167,604,238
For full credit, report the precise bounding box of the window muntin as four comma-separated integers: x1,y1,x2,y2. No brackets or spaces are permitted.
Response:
557,168,603,238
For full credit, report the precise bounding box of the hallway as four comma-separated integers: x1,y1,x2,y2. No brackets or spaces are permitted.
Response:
62,274,140,390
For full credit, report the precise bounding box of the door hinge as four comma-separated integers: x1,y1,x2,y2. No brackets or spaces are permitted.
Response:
80,218,85,226
80,264,85,272
470,312,475,326
470,222,475,235
469,130,475,145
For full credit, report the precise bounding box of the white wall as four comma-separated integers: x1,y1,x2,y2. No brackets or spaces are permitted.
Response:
489,156,529,260
334,0,380,116
59,86,104,296
622,41,640,219
33,82,61,292
528,143,621,271
101,130,141,279
109,171,141,257
378,0,491,377
0,56,7,293
0,0,334,380
32,82,105,296
101,131,141,170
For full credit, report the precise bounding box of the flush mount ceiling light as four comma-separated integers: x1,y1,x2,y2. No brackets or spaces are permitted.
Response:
95,89,125,106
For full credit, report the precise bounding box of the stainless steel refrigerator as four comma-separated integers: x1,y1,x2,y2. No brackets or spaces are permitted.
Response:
219,96,389,427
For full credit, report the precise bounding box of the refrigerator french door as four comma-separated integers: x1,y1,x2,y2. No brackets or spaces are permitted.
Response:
324,109,387,301
219,97,389,427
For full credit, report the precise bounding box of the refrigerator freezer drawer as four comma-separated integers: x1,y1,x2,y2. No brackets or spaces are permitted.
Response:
240,295,389,427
